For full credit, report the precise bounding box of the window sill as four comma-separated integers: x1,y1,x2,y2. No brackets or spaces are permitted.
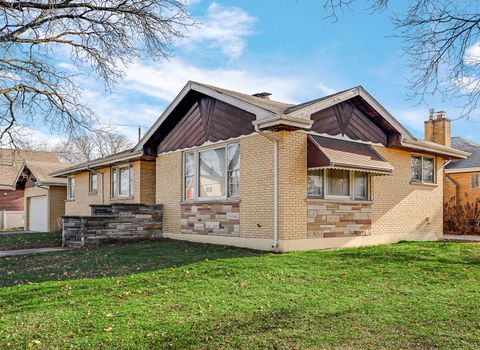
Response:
409,181,438,188
88,191,98,196
66,198,75,202
110,196,134,201
307,198,373,205
181,198,240,205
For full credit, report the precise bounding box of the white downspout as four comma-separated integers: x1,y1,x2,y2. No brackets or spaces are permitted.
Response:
255,125,279,249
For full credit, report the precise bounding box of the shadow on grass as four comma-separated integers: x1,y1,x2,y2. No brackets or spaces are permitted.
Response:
0,239,266,287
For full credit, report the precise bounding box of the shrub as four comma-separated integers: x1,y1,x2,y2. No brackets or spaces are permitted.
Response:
444,194,480,235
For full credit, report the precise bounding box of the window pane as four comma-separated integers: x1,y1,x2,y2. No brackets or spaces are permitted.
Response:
184,153,195,200
227,144,240,197
307,169,323,197
472,174,479,189
129,166,134,196
199,148,226,198
354,172,368,199
422,157,434,183
90,171,97,192
112,168,118,196
411,156,422,181
119,167,130,196
68,177,75,198
327,169,350,196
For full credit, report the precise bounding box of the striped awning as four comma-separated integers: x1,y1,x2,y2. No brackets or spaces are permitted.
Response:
307,135,394,175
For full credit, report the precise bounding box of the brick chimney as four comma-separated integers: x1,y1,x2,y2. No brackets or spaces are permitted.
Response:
424,108,451,147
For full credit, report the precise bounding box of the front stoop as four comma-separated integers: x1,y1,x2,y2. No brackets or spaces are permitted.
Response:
62,203,163,248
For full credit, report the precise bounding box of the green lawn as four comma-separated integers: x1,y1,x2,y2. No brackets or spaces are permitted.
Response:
1,240,480,349
0,232,62,250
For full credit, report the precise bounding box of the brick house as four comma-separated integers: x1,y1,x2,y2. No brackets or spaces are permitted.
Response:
52,82,468,251
0,149,64,230
444,138,480,205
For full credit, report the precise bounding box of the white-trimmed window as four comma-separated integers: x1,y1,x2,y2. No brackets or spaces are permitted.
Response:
411,155,435,184
472,174,480,189
89,170,97,193
307,169,369,200
111,165,133,197
183,143,240,201
67,176,75,199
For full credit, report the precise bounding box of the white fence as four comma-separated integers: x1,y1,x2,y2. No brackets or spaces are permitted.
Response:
0,210,25,230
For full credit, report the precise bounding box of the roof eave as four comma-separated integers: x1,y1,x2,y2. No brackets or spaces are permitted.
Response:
445,167,480,174
51,151,146,177
401,139,470,159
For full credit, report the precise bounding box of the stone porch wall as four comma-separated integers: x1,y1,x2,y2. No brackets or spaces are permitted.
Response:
307,200,372,238
181,201,240,236
62,203,163,248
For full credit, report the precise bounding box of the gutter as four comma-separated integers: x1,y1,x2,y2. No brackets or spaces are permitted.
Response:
254,125,279,249
400,139,470,159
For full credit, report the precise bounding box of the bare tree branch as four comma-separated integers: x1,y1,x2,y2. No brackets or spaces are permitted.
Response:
0,0,193,145
321,0,480,118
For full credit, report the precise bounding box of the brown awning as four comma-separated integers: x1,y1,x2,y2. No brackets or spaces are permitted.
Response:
308,135,394,175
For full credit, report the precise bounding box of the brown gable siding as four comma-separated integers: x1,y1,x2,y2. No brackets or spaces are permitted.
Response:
0,190,24,211
157,96,255,153
311,100,389,145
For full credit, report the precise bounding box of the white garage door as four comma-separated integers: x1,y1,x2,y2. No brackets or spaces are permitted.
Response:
28,196,48,232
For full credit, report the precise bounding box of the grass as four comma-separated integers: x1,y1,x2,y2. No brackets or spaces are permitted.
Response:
1,240,480,349
0,231,62,250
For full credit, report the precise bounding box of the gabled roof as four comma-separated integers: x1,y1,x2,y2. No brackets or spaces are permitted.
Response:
445,137,480,171
0,149,62,190
134,82,417,153
15,161,70,187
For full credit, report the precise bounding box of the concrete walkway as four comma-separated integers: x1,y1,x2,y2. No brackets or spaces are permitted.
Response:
0,230,35,236
0,247,66,257
444,234,480,242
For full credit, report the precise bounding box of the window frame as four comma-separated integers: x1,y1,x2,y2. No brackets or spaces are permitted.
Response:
307,168,370,201
410,154,436,184
111,164,134,198
183,142,240,202
89,170,98,193
472,174,480,189
67,176,75,200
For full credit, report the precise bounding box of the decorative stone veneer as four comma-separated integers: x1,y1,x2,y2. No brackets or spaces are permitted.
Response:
307,200,372,238
181,201,240,236
62,203,163,248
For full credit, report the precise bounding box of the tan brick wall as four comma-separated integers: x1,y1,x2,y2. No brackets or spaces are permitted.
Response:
277,131,307,240
49,186,67,231
65,160,155,216
239,134,275,238
444,171,480,204
371,147,444,238
156,152,182,234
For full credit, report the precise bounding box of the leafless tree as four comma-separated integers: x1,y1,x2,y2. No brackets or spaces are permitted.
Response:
322,0,480,117
53,128,133,163
0,1,193,145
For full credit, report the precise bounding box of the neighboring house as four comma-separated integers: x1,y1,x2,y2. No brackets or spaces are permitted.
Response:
0,149,62,230
15,161,70,232
444,137,480,205
52,82,468,252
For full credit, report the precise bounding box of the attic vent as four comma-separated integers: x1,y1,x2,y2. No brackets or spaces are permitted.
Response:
252,92,271,100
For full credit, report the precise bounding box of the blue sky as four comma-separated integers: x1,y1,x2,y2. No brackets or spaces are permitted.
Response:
36,0,480,144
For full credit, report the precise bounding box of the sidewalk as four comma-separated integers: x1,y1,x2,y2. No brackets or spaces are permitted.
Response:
444,234,480,242
0,247,65,257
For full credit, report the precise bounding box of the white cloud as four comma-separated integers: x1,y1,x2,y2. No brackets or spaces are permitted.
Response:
180,2,256,59
465,42,480,65
122,58,309,104
394,109,427,133
314,83,337,95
